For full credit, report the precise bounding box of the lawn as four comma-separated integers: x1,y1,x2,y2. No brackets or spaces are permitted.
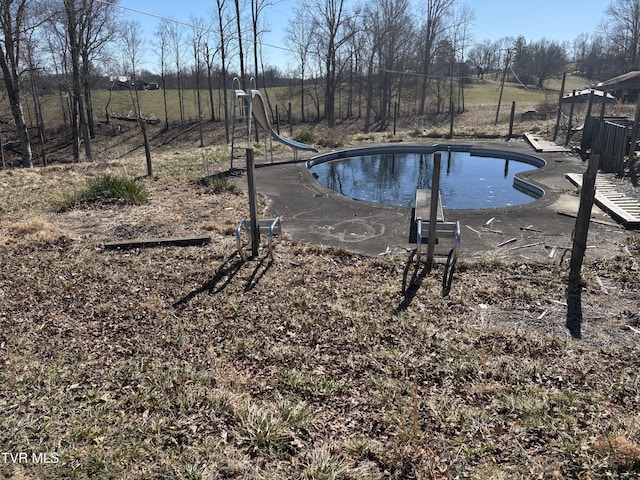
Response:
1,102,639,478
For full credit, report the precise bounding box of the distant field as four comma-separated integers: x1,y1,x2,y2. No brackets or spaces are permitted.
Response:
14,74,596,128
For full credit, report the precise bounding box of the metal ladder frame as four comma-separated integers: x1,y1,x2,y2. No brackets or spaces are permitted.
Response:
230,77,252,169
230,78,275,168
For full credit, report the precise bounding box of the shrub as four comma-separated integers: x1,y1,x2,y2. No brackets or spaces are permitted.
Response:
200,174,240,194
317,128,346,148
536,100,557,114
294,129,316,145
57,174,148,211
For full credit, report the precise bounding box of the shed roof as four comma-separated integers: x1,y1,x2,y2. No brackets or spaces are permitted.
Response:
597,71,640,90
561,88,616,103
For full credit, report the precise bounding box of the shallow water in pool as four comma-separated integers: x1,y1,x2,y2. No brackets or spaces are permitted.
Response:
309,151,538,209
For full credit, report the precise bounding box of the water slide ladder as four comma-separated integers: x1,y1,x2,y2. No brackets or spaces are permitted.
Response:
230,77,252,169
230,77,318,169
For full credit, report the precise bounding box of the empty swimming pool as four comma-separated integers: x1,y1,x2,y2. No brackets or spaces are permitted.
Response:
307,145,546,210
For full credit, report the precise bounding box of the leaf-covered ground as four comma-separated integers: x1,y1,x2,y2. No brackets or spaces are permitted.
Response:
1,149,640,479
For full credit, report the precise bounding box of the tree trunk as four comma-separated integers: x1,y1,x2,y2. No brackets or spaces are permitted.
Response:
325,56,335,127
161,68,169,131
364,55,375,133
300,62,306,122
207,59,215,122
0,47,32,167
234,0,246,88
9,93,32,168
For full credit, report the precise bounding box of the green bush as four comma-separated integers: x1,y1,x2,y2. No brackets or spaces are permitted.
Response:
200,175,240,194
57,174,149,212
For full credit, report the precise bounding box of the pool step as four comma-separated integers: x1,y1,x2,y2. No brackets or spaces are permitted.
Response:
565,173,640,228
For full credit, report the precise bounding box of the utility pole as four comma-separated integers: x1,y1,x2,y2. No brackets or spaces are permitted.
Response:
495,49,511,125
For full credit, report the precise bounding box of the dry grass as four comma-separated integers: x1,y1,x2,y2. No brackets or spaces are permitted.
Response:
1,113,640,479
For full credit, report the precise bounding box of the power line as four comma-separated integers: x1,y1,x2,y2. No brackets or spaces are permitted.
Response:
95,0,295,54
378,68,474,80
95,0,198,30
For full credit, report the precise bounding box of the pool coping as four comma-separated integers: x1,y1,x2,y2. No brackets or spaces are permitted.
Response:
252,139,633,262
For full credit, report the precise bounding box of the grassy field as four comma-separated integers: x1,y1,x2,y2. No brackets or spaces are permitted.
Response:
19,73,600,132
10,72,614,170
1,113,640,478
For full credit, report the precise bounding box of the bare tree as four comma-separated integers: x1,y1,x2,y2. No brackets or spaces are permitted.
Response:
361,15,381,133
233,0,247,87
78,0,117,138
203,40,217,122
417,0,455,116
448,4,474,114
214,0,233,142
42,12,72,129
190,16,206,147
304,0,357,127
530,39,566,88
155,19,171,130
347,22,366,120
377,0,413,129
121,19,152,176
23,31,47,166
286,5,314,122
467,39,501,78
167,20,186,124
63,0,92,161
251,0,272,87
604,0,640,70
0,0,34,167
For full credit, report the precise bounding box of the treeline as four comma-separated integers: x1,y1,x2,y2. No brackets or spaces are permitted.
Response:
1,0,638,168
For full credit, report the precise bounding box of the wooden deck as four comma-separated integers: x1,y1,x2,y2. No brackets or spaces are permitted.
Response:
565,173,640,228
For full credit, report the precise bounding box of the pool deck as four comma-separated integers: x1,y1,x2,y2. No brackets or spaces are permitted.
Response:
250,138,637,262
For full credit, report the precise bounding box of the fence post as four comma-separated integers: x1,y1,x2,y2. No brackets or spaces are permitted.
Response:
393,102,398,136
566,154,599,339
246,148,260,257
565,90,577,146
580,91,595,153
628,94,640,167
508,101,516,139
553,72,567,142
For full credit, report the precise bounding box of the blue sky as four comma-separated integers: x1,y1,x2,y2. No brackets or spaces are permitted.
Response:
119,0,609,72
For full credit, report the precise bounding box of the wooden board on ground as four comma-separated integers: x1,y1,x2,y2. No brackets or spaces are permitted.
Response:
104,235,211,250
524,132,571,152
565,173,640,228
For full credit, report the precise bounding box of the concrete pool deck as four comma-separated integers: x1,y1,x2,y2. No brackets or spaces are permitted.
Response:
250,139,636,262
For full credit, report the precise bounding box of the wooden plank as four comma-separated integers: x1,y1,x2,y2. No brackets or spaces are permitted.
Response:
104,235,212,250
415,189,444,222
524,132,571,152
